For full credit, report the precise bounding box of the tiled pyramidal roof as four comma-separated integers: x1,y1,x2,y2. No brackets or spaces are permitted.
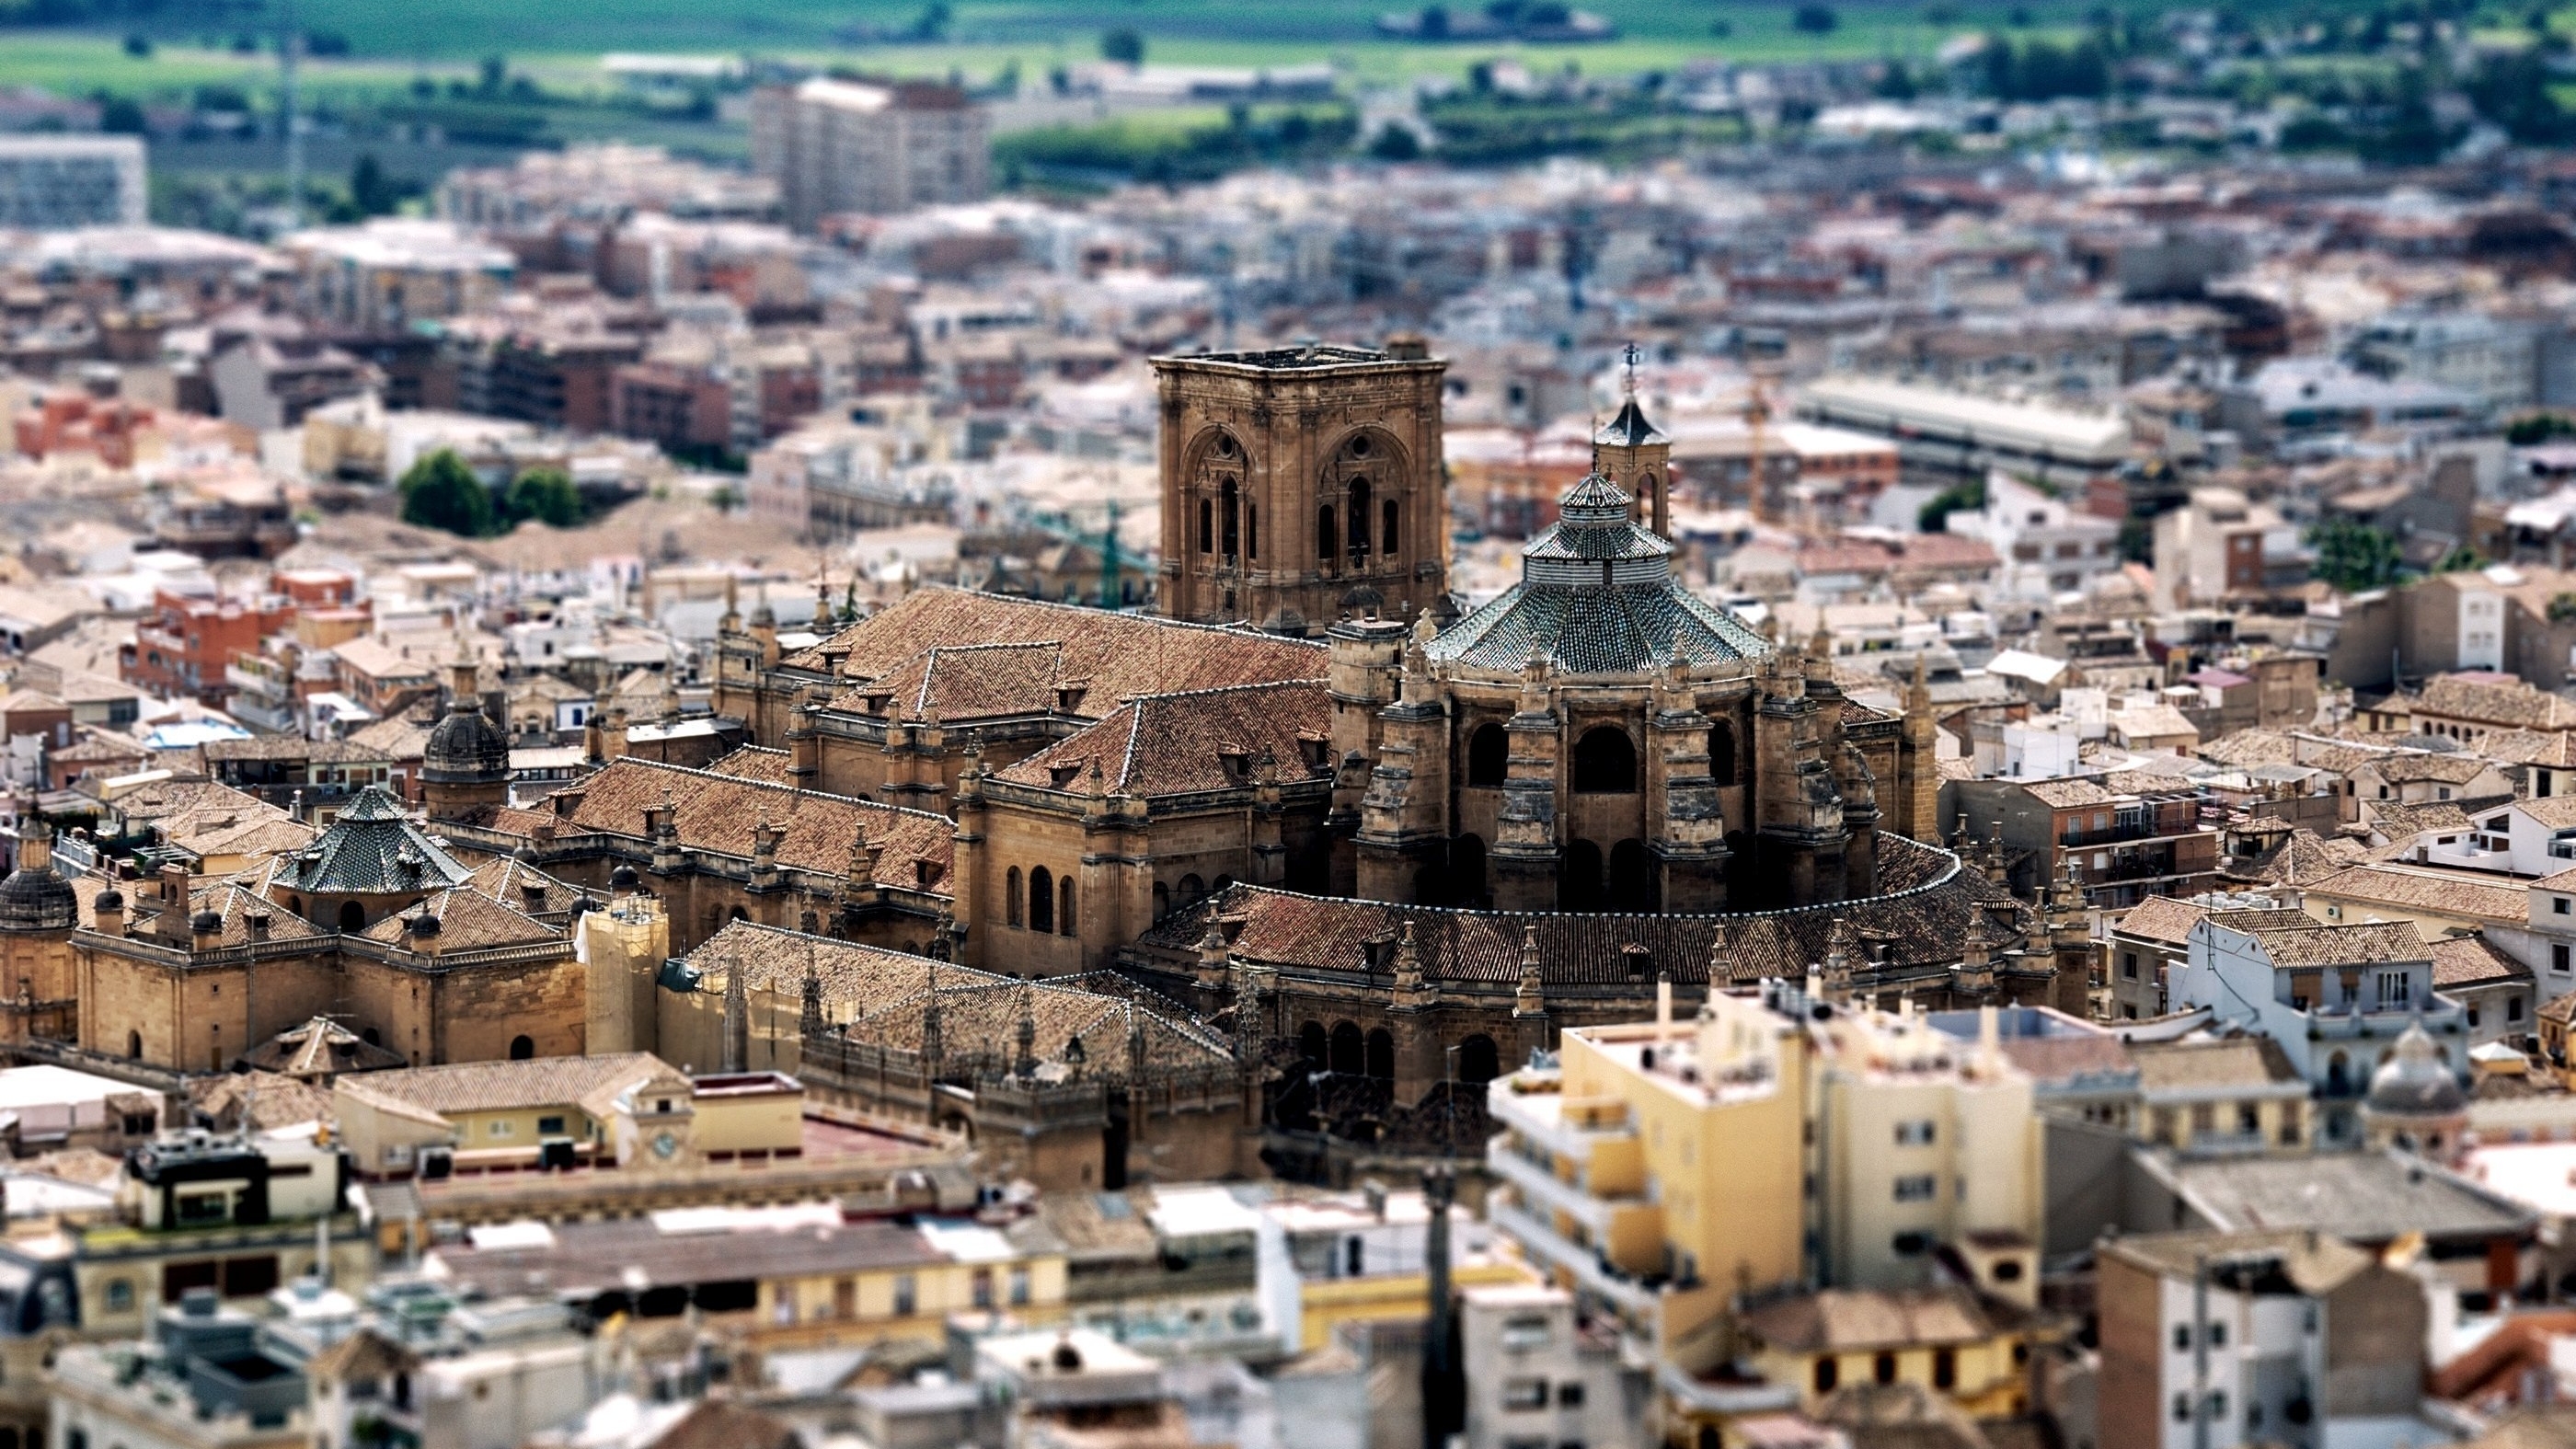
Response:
276,785,475,896
1426,469,1769,674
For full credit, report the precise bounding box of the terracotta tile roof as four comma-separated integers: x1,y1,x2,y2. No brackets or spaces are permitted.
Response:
849,639,1073,722
463,854,578,914
2476,730,2576,769
2234,827,2367,887
188,1070,336,1132
2111,894,2210,946
994,681,1334,795
2420,674,2576,731
2432,935,2531,988
2130,1036,2301,1093
181,877,332,948
554,757,954,891
338,1052,676,1121
1135,836,2028,986
2022,778,2117,809
2196,730,2302,768
2370,753,2507,786
355,885,560,951
2305,864,2530,924
703,745,794,783
787,588,1325,710
1740,1286,2002,1353
2206,910,2432,968
2518,797,2576,830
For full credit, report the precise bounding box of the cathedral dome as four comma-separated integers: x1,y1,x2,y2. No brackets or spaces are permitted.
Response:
423,694,511,785
2364,1020,2465,1120
0,857,75,934
1424,471,1769,675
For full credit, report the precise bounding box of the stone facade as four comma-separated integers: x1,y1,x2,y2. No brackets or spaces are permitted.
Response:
1151,341,1451,635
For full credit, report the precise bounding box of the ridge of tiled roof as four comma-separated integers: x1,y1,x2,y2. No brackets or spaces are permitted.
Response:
994,679,1333,796
550,756,955,890
777,587,1324,692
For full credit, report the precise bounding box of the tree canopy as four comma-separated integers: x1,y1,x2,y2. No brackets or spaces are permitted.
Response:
398,450,497,538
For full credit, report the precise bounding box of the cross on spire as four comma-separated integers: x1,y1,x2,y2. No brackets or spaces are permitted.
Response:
1620,340,1642,397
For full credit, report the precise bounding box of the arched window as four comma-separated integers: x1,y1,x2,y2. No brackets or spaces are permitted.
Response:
1006,868,1023,928
1300,1021,1328,1068
1179,873,1205,903
1365,1028,1395,1081
338,901,365,933
1457,1034,1500,1086
1466,723,1509,787
1608,839,1658,913
126,1029,142,1059
1349,478,1373,561
1383,498,1399,557
1317,507,1337,569
1247,502,1259,560
1221,480,1239,559
509,1034,535,1061
1708,720,1738,788
1561,840,1604,912
362,1028,381,1046
1029,867,1055,934
1329,1021,1364,1075
728,905,749,923
1450,834,1488,908
1058,877,1077,937
1199,500,1213,554
1213,874,1236,892
1572,727,1638,793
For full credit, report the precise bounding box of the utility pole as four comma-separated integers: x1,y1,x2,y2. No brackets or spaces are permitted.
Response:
281,0,304,230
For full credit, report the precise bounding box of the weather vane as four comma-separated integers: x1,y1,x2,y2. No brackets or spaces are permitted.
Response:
1620,340,1642,397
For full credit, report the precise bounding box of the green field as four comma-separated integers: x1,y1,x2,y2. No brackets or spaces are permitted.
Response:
0,0,2070,105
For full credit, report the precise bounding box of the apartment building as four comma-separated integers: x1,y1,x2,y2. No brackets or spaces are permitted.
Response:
749,77,990,231
0,135,145,229
2169,909,2462,1145
1486,984,2041,1373
1940,472,2126,602
2098,1229,2432,1449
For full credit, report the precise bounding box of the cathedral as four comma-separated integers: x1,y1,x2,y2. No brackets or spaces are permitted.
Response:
634,339,2076,1165
0,335,2071,1187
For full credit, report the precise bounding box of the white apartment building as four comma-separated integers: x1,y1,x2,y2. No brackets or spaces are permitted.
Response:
749,77,990,231
1943,472,2124,602
1457,1283,1646,1449
0,135,145,229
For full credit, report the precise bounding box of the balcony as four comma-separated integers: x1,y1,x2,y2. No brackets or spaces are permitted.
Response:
1486,1139,1637,1237
1487,1085,1635,1166
1489,1196,1655,1317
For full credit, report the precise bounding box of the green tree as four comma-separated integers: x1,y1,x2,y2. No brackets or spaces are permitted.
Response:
350,154,399,217
1100,28,1145,65
1369,122,1423,160
1917,476,1986,533
502,466,583,528
2434,543,2486,574
2508,412,2576,445
2306,518,2403,592
399,449,497,537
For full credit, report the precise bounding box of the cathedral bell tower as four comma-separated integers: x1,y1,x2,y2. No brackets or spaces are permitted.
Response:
1150,339,1451,636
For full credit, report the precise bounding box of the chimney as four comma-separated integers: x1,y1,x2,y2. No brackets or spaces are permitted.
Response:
91,887,124,936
